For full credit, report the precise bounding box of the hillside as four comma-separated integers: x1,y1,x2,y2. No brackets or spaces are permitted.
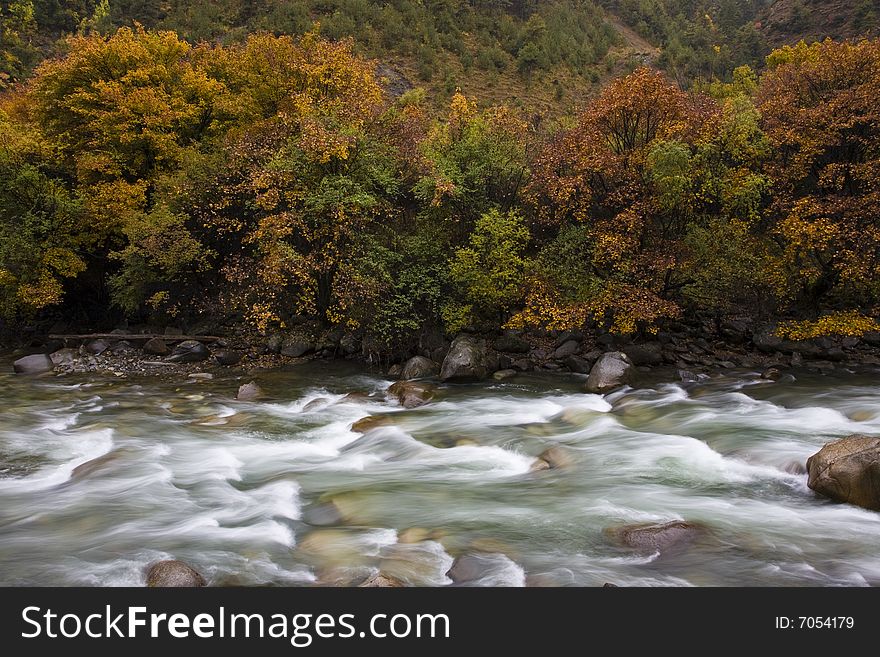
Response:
758,0,880,46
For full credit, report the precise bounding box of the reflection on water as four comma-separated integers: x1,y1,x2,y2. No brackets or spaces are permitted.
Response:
1,359,879,586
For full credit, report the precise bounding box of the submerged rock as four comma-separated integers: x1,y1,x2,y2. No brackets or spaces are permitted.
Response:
607,521,704,553
351,415,394,433
146,560,206,587
440,335,488,382
584,352,633,393
13,353,54,375
492,369,517,381
807,435,880,510
400,356,438,380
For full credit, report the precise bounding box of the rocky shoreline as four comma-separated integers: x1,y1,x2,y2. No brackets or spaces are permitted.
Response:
6,316,880,386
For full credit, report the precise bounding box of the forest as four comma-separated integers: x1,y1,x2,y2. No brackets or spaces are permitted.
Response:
1,1,880,356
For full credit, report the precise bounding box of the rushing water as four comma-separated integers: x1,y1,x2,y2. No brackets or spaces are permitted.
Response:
1,358,879,587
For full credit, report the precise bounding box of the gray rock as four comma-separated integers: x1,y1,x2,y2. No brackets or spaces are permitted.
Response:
565,355,593,374
110,340,136,355
492,369,517,381
678,369,698,383
807,435,880,510
143,337,170,356
761,367,781,381
280,339,313,358
596,333,616,347
553,340,580,359
387,381,436,408
236,381,264,401
585,352,633,393
752,326,782,353
511,358,532,372
266,334,284,354
168,340,209,363
623,342,663,366
85,339,110,355
49,348,78,366
387,363,403,378
146,560,206,587
440,335,488,382
400,356,438,380
492,334,530,354
13,353,54,374
213,350,242,366
340,334,360,355
553,330,584,347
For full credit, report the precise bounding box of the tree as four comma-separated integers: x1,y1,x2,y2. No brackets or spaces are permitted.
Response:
758,40,880,318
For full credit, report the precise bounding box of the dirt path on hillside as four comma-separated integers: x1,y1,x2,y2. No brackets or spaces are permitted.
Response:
604,13,661,58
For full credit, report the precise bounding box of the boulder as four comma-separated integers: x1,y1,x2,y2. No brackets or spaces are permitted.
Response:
806,435,880,510
280,339,313,358
213,350,242,366
440,335,488,382
266,334,284,354
236,381,264,401
492,334,530,354
387,363,403,378
761,367,781,381
13,353,54,374
168,340,209,363
85,339,110,355
623,342,663,366
584,352,633,393
553,340,580,359
146,560,206,587
359,573,405,588
143,337,170,356
351,415,394,433
564,355,593,374
492,369,517,381
110,340,136,355
400,356,438,380
553,330,584,347
387,381,436,409
49,348,78,366
752,326,782,353
608,521,704,553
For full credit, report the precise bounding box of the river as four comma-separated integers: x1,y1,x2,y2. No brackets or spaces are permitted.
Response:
1,360,878,586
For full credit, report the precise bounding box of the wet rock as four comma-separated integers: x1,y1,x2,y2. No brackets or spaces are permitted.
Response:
529,458,551,472
535,446,574,469
110,340,136,355
553,340,580,359
358,573,405,588
398,527,432,544
623,342,663,366
564,355,593,374
511,358,532,372
492,334,530,354
146,560,206,587
761,367,782,381
440,335,488,382
351,415,394,433
302,501,347,527
806,435,880,510
236,381,264,401
608,521,705,553
790,351,804,367
168,340,209,363
387,381,436,408
13,353,54,374
303,397,330,412
400,356,438,380
213,350,242,366
678,369,698,383
85,339,110,355
445,552,523,586
492,369,517,381
387,363,403,378
585,352,633,393
143,337,170,356
188,372,213,381
280,339,313,358
752,326,782,353
49,348,78,366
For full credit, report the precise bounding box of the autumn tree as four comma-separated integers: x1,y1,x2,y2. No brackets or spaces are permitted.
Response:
758,40,880,322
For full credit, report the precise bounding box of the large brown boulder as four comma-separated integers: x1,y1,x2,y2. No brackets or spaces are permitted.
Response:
806,435,880,510
607,521,704,553
387,381,436,408
400,356,438,380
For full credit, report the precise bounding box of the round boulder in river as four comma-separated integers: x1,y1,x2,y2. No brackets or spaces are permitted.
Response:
167,340,210,363
400,355,438,380
584,352,633,393
387,381,436,408
236,381,264,401
146,560,206,587
440,335,488,382
806,434,880,510
607,521,704,554
13,353,54,375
